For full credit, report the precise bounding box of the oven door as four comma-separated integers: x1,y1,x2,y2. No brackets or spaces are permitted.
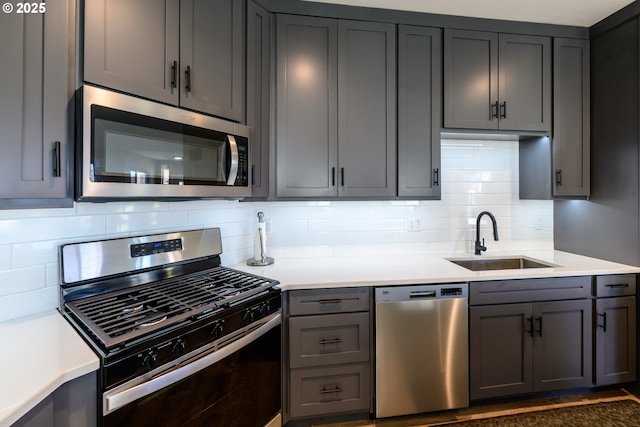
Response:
103,314,281,427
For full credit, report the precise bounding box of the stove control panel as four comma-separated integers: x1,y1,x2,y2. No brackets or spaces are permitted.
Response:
130,238,183,257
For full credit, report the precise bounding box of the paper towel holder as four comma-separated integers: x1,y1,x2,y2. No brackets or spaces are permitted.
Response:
247,211,274,266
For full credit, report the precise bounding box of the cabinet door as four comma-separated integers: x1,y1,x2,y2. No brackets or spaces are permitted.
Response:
595,296,637,385
0,0,72,208
246,1,271,198
337,20,396,198
532,299,592,391
470,304,533,400
276,15,338,198
553,38,590,197
397,25,441,199
444,29,498,130
84,0,180,105
180,0,245,122
498,34,551,132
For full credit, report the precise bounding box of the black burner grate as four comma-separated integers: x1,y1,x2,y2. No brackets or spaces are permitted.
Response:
66,266,277,349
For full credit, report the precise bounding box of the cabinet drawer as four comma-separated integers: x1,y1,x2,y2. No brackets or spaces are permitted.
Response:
290,364,370,418
289,312,369,368
289,288,370,315
595,275,636,297
470,276,590,305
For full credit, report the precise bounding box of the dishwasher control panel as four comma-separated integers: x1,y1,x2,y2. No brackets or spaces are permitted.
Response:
375,283,468,302
441,287,464,297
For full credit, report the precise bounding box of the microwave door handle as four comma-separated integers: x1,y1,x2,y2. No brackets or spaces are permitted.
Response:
226,135,239,185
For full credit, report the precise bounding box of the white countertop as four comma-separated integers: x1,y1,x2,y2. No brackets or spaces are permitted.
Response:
2,250,638,427
235,250,640,289
0,310,99,427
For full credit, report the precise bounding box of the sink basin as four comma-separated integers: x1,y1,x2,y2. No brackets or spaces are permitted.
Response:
447,256,557,272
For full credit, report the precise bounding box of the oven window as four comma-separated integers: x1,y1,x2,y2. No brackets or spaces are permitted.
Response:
104,325,281,427
91,106,230,186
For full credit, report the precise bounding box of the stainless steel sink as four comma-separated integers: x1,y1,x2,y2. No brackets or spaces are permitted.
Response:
447,256,557,271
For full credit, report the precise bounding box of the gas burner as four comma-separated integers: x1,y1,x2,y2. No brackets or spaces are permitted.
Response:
137,315,168,329
121,304,144,314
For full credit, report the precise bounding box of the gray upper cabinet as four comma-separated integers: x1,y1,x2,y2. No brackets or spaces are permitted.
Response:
246,1,272,198
444,29,551,132
552,38,590,197
179,0,245,122
0,0,73,209
276,15,396,198
276,15,338,198
397,25,441,199
337,20,396,198
84,0,180,106
84,0,245,122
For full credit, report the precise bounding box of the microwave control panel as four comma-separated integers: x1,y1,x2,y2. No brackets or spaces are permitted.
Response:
235,138,249,187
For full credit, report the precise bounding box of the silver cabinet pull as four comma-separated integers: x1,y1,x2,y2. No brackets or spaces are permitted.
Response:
320,386,343,394
319,337,342,345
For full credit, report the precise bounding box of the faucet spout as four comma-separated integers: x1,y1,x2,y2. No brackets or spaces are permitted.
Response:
475,211,499,255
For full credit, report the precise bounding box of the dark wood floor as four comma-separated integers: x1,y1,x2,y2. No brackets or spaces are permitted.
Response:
313,388,639,427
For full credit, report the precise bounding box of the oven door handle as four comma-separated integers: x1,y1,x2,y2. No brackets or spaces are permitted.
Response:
103,312,281,415
226,134,239,185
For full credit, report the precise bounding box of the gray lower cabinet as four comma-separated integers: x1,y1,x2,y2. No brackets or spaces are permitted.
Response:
12,372,97,427
444,29,551,132
397,25,441,199
285,288,371,425
84,0,245,122
469,277,592,400
0,0,73,209
246,1,272,198
593,275,637,386
275,15,396,199
552,38,590,197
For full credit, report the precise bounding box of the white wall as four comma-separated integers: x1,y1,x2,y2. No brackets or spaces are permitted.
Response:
0,138,552,321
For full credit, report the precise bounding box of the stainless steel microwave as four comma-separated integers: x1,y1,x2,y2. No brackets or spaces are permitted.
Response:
75,85,251,201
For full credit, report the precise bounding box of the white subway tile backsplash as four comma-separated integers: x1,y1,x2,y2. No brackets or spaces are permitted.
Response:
0,246,11,270
0,266,46,297
0,286,58,322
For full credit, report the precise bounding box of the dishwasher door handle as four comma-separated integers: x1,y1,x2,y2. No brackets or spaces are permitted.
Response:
409,290,437,299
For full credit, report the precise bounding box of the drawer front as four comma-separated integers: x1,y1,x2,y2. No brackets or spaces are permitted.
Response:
290,364,370,418
470,276,591,305
595,275,636,297
289,312,369,368
289,288,370,315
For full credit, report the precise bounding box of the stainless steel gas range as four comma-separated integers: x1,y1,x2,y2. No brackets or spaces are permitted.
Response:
59,228,281,427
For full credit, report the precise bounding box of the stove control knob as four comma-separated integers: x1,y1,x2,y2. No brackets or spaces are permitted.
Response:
143,351,159,370
260,302,270,316
211,321,224,339
172,339,187,356
243,308,256,325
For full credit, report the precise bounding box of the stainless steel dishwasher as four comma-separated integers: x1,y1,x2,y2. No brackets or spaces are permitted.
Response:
375,284,469,418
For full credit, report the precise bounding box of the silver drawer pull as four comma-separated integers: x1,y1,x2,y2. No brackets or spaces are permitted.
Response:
320,386,343,394
605,283,629,288
318,299,342,304
319,337,342,345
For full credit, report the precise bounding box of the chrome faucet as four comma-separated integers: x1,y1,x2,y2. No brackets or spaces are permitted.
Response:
475,211,499,255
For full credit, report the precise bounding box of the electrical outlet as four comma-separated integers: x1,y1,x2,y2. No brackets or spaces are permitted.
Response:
535,216,544,231
408,218,420,231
